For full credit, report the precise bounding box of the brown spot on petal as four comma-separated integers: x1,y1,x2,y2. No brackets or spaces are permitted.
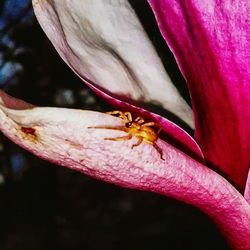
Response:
20,127,38,142
64,138,82,149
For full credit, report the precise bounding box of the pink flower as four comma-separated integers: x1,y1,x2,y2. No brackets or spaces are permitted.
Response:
0,1,249,249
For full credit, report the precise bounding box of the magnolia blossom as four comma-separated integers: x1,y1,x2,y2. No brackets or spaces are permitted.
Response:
0,1,250,249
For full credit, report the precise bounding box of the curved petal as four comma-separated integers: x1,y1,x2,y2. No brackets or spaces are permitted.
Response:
0,93,250,250
149,0,250,191
32,0,194,127
0,90,34,109
0,90,203,162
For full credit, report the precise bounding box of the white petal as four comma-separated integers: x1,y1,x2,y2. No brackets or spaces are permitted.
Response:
33,0,194,127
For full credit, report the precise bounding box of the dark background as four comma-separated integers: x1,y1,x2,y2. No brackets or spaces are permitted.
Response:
0,0,230,249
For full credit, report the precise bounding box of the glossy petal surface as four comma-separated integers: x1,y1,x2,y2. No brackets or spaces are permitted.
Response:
0,92,250,250
149,0,250,191
32,0,194,127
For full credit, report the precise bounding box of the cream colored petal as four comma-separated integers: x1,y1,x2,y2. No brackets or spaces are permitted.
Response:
32,0,194,127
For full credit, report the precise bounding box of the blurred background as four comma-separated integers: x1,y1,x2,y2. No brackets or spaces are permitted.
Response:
0,0,230,249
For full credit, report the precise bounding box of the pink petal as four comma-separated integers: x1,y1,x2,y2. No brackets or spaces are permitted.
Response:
0,90,34,109
0,92,250,250
244,171,250,204
149,0,250,191
32,0,194,127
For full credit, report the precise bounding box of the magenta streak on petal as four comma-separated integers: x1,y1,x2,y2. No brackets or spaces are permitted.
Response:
0,94,249,250
32,2,204,162
148,0,250,191
244,170,250,204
